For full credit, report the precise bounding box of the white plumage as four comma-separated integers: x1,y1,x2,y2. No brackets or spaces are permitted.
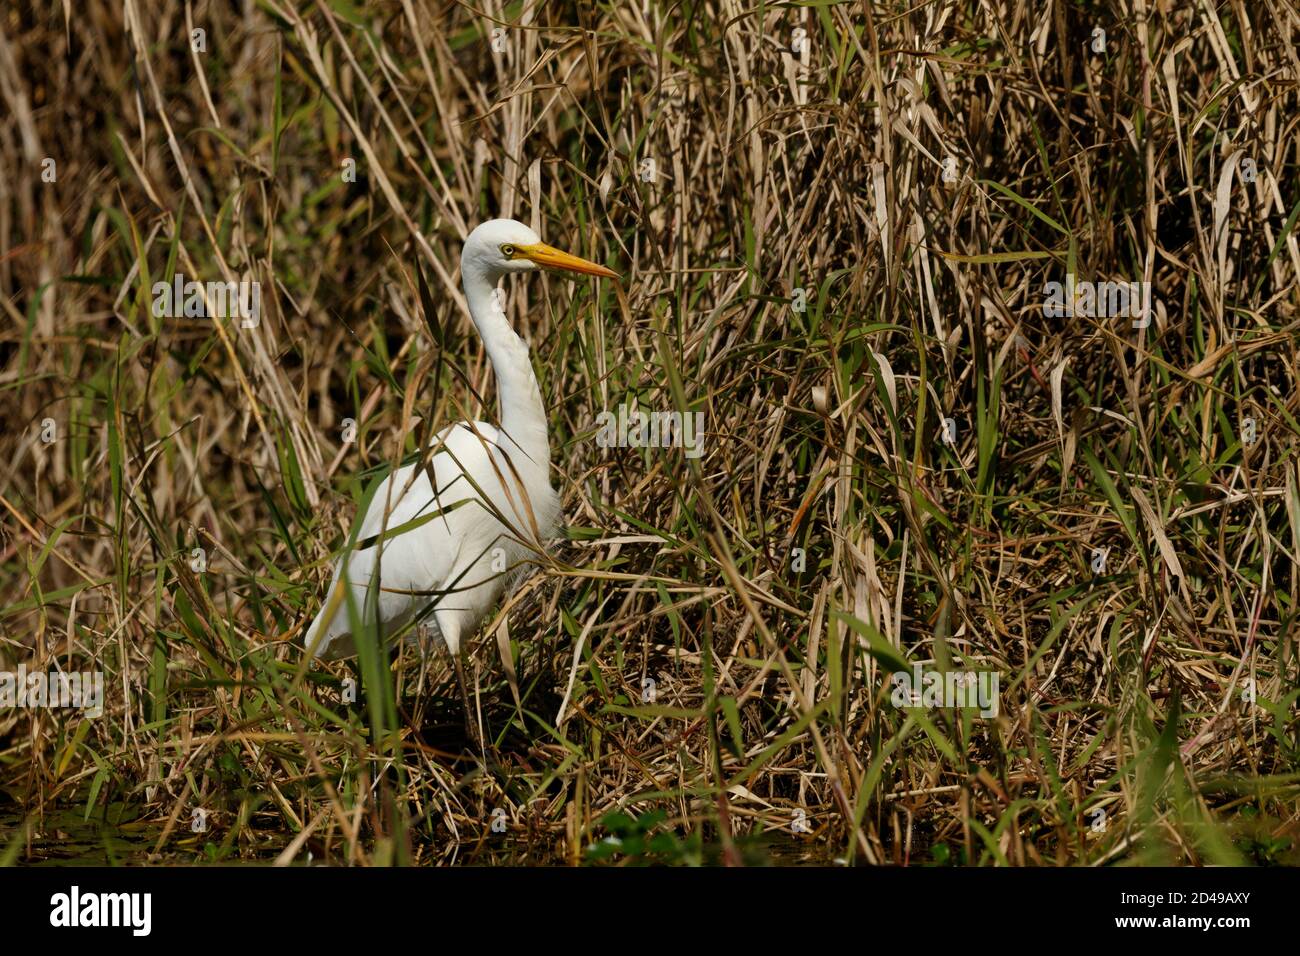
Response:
302,220,615,686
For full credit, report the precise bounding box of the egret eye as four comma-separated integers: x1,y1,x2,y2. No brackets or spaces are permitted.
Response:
501,244,515,257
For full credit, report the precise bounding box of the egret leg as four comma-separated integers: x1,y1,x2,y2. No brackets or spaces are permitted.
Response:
452,646,482,751
435,608,482,753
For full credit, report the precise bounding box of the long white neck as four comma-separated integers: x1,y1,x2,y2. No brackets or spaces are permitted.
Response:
461,263,551,478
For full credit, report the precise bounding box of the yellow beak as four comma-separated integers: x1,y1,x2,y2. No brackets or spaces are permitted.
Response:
517,242,618,278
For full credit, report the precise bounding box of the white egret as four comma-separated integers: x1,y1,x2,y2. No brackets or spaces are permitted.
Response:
302,219,617,737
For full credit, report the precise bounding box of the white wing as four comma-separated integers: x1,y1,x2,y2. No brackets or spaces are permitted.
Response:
303,420,558,660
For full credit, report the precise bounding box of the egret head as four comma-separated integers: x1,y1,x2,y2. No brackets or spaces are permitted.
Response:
462,218,617,280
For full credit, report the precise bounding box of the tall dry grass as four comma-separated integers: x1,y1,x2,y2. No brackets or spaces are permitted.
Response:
0,0,1298,865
